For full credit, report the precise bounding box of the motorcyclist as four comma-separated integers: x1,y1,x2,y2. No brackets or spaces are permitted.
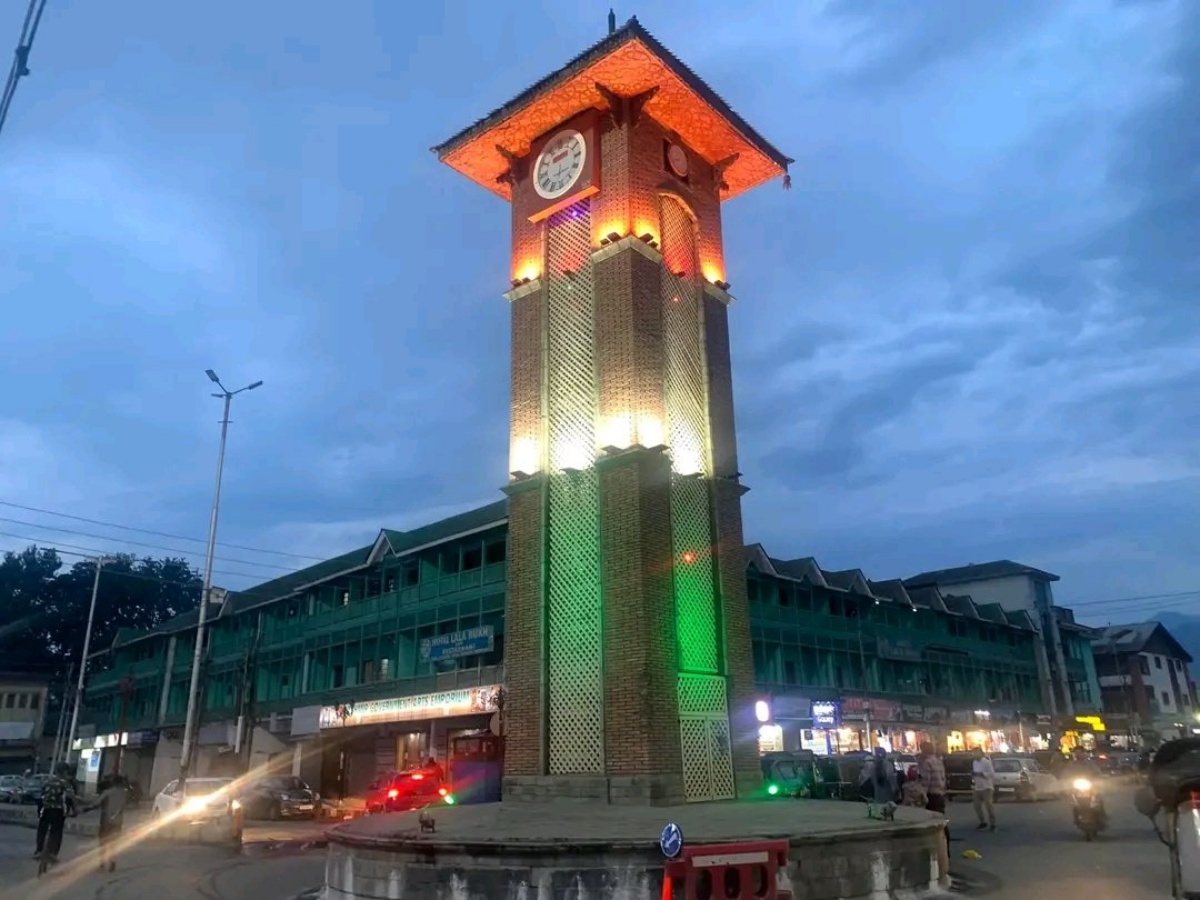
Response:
34,763,77,863
1062,749,1107,820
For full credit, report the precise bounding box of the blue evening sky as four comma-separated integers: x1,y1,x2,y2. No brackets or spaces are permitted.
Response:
1,1,1196,626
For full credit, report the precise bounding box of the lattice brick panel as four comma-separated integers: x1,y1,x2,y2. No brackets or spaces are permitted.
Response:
679,717,711,803
544,200,605,775
706,717,736,800
661,199,710,480
672,475,719,674
677,674,736,802
661,197,720,676
677,672,729,718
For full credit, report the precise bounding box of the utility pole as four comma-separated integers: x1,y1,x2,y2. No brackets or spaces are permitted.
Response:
65,556,110,764
50,662,73,769
179,370,262,785
113,678,133,776
856,600,874,751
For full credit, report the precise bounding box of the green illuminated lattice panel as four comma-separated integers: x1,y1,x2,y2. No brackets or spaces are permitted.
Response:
661,198,719,675
544,200,604,775
678,673,736,801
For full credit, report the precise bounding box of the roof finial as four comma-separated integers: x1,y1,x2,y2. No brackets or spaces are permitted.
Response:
608,9,617,34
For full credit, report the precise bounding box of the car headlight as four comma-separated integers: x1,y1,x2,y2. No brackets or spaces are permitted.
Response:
181,797,210,815
1072,778,1093,792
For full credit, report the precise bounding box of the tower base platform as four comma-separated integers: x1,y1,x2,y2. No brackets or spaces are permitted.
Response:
322,799,950,900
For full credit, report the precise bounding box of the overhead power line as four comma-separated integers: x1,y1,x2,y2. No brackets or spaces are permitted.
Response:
0,514,295,573
0,0,48,141
0,498,327,562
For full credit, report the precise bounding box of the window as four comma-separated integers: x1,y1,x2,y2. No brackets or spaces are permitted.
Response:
441,549,460,574
3,694,12,709
17,694,27,709
340,591,350,607
402,562,420,587
333,665,345,689
1175,659,1184,671
462,546,483,571
29,693,39,710
484,541,506,565
1156,657,1163,670
784,661,796,684
1163,691,1171,706
1140,657,1151,675
777,586,790,606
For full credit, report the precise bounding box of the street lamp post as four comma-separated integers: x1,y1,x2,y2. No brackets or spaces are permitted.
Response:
178,369,262,784
64,555,111,766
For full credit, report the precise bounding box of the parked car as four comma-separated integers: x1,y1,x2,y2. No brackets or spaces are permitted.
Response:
19,773,51,805
151,777,240,822
992,756,1062,801
240,776,320,820
0,774,24,803
365,769,450,814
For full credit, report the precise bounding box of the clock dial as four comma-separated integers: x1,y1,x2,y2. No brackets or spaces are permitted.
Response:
667,143,689,178
534,129,587,200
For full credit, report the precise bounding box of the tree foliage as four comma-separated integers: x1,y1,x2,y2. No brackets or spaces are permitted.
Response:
0,545,202,676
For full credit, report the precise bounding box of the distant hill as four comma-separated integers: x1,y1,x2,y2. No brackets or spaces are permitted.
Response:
1153,612,1200,667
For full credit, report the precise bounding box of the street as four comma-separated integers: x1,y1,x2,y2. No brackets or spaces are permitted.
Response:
948,782,1171,898
0,821,326,900
0,785,1173,900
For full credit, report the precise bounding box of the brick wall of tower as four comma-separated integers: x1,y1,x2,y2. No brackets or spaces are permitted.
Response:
503,286,547,778
598,448,680,779
594,240,680,785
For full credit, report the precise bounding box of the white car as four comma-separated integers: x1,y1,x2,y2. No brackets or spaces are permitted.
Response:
152,777,240,821
991,756,1062,801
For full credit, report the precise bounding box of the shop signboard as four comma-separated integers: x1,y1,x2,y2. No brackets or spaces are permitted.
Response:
319,684,502,729
876,638,923,663
420,625,495,662
811,701,839,727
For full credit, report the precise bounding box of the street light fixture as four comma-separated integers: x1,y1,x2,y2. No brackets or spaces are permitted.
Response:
179,369,262,784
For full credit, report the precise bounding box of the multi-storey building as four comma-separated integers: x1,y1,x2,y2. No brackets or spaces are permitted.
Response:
1093,621,1197,743
904,560,1103,720
79,504,1049,798
0,672,50,775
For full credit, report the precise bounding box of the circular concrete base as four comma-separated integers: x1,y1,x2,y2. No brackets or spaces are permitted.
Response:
322,799,949,900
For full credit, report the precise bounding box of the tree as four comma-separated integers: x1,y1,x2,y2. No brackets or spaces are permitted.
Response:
0,546,202,674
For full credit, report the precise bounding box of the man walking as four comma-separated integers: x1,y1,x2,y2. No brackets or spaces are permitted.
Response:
972,747,997,831
918,741,951,843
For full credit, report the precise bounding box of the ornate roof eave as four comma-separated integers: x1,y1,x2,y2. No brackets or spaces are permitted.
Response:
432,16,792,200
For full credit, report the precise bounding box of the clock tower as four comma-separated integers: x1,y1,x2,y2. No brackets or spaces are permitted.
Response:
434,17,790,805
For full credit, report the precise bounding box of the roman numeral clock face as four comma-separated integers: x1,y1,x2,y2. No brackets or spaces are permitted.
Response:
534,129,586,200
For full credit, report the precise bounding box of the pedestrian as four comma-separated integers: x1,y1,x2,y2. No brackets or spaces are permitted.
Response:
971,747,997,831
858,747,899,804
34,763,76,862
918,741,950,842
82,774,127,872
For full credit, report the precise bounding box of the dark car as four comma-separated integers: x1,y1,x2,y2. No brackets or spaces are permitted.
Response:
365,768,449,814
944,753,977,798
240,776,320,820
19,773,51,805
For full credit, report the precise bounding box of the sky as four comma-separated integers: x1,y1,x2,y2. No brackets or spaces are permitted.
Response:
0,0,1196,628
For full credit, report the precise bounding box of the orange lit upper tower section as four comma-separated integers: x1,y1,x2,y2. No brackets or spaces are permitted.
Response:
435,17,790,806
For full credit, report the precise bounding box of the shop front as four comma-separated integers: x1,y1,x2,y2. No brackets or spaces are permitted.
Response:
314,684,501,801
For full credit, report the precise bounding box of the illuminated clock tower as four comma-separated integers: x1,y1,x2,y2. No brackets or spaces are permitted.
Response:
434,17,790,805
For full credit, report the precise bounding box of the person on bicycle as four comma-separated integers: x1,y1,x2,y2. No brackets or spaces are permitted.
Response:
34,763,76,862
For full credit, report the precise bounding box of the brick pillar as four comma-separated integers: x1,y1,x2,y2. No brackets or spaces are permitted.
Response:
703,291,759,796
502,285,547,782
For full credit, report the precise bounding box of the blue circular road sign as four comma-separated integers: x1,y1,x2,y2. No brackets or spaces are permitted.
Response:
659,822,683,859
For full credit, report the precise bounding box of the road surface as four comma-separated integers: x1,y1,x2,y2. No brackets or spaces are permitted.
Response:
0,784,1173,899
947,781,1172,897
0,821,325,900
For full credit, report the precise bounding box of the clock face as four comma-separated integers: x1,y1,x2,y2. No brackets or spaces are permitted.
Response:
667,143,689,178
534,129,587,200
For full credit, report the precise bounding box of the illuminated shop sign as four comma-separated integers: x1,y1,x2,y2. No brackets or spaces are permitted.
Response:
319,685,501,729
812,701,839,728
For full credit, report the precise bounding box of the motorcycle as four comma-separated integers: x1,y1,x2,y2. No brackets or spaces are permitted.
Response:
1071,777,1108,841
1133,737,1200,899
